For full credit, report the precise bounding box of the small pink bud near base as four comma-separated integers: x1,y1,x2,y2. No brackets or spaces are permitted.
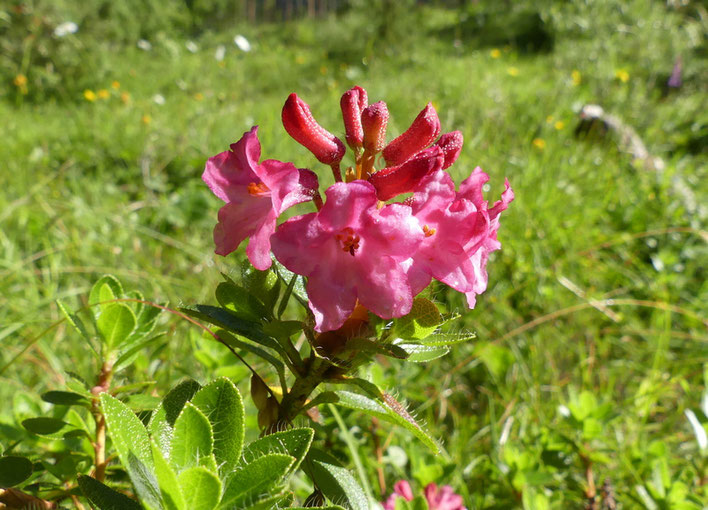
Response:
340,86,368,150
368,146,444,201
382,102,441,167
361,101,389,153
282,93,346,165
434,130,464,169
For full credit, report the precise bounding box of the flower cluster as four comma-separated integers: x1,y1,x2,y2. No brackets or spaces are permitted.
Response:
203,86,513,332
383,480,466,510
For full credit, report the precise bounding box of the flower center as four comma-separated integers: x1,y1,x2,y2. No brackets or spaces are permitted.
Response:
247,181,270,196
335,227,361,256
423,224,436,237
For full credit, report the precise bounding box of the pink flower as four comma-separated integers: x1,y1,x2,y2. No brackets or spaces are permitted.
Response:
271,181,423,332
382,480,466,510
424,483,466,510
404,168,513,307
202,126,318,270
383,480,414,510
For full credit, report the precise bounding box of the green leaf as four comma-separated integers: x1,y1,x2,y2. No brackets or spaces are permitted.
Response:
97,303,136,350
41,390,89,406
417,331,475,346
21,417,75,438
240,265,281,311
215,329,288,393
149,379,202,458
391,298,442,340
332,388,439,453
152,443,186,510
100,393,161,509
242,493,295,509
56,299,92,342
88,275,124,316
178,467,222,510
272,259,309,309
345,338,408,359
308,449,368,510
262,320,303,340
220,454,295,509
181,304,268,343
216,281,270,322
395,343,450,362
170,403,213,473
289,507,346,510
0,456,33,487
191,378,245,475
243,428,313,475
78,475,142,510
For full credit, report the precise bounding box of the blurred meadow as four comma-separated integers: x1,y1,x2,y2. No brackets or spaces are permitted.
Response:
1,0,707,508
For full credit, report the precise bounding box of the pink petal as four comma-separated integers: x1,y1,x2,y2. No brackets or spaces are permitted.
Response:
213,194,271,257
202,126,260,202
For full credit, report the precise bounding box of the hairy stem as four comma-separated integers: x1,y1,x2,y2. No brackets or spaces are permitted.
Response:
91,360,114,482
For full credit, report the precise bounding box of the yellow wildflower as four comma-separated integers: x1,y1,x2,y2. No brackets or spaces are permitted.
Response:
120,92,131,104
507,67,519,77
490,48,501,59
554,120,565,130
532,138,546,150
83,89,96,102
13,74,27,87
141,114,151,125
615,69,629,83
111,81,120,89
97,89,110,99
571,69,581,86
194,92,204,101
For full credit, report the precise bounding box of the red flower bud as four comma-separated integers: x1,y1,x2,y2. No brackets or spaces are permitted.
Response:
340,86,368,150
282,93,345,165
433,131,463,169
361,101,389,153
368,146,444,201
382,103,441,167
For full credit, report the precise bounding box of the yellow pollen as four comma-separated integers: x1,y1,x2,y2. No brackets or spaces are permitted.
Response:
247,182,270,196
423,225,436,237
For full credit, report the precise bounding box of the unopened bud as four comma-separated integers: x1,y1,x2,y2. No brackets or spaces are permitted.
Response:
340,86,368,150
433,131,463,169
282,93,345,165
361,101,389,153
368,146,444,201
382,103,441,167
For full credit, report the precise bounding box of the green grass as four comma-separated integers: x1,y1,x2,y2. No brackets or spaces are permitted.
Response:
1,0,707,508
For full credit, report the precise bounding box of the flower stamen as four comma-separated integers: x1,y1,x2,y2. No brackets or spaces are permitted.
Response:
247,181,270,196
423,225,436,237
335,227,361,256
